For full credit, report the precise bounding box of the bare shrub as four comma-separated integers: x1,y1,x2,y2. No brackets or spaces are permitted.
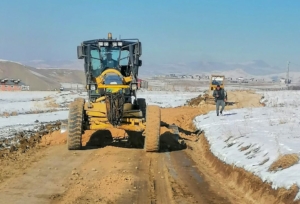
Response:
268,154,299,172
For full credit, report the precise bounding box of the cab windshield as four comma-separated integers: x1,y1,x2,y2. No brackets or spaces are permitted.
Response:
211,76,224,85
90,46,129,77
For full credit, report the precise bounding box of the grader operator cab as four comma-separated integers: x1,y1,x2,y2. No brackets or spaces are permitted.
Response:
210,75,225,91
204,74,227,105
64,33,175,152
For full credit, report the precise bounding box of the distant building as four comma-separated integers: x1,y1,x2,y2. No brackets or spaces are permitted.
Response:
0,78,30,91
280,78,286,84
60,83,85,91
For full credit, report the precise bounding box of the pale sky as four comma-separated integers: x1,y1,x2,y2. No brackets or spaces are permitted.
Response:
0,0,299,71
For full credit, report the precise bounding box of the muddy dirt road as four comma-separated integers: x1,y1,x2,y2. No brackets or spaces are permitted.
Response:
0,91,263,204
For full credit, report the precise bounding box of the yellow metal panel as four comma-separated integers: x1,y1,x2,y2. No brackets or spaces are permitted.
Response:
97,85,129,89
95,96,106,102
95,77,104,85
86,111,106,117
88,117,145,132
89,123,113,130
85,102,106,110
123,76,132,84
90,117,108,122
95,69,123,85
105,87,122,93
85,102,107,117
89,124,145,132
100,68,123,77
89,117,143,123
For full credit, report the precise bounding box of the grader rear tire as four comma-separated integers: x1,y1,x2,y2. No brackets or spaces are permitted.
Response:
67,100,84,150
144,105,161,152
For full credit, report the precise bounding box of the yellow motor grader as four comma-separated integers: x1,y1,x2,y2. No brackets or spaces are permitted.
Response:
204,74,227,105
63,33,177,152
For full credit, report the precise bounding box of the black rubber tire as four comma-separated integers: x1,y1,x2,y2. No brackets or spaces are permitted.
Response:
67,100,84,150
137,98,146,119
144,105,161,152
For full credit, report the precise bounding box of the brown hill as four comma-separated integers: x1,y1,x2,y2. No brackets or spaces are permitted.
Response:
0,61,85,91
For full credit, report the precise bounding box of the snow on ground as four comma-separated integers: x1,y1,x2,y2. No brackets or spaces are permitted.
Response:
0,91,86,139
259,90,300,107
137,90,200,108
0,91,54,103
0,111,68,139
0,91,87,115
0,90,198,114
194,90,300,200
0,90,198,139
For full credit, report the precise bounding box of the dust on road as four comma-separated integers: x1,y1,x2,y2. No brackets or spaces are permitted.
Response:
1,90,288,204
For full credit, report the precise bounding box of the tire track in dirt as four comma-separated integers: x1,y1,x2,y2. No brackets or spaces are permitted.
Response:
0,145,94,204
166,151,231,204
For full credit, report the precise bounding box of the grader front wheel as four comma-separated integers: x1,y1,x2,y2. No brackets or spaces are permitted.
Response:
144,105,161,152
67,99,84,150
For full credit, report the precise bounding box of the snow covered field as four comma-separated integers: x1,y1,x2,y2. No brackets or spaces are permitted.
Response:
194,90,300,200
0,91,87,115
137,90,199,108
259,90,300,107
0,90,199,139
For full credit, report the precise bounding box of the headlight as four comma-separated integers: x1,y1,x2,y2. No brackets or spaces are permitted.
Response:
90,84,96,90
112,42,117,47
104,42,109,46
98,42,104,47
117,42,123,46
131,84,137,90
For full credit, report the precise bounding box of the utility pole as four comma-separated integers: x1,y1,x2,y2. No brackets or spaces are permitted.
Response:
286,61,290,86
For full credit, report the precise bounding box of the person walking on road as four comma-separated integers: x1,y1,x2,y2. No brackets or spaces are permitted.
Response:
213,85,227,116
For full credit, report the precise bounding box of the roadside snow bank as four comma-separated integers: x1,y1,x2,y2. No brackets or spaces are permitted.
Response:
0,111,68,139
194,91,300,200
260,90,300,107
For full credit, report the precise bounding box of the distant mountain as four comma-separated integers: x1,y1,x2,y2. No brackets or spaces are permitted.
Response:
22,59,83,70
225,60,282,75
140,60,283,76
21,58,287,77
0,60,85,91
1,59,299,89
